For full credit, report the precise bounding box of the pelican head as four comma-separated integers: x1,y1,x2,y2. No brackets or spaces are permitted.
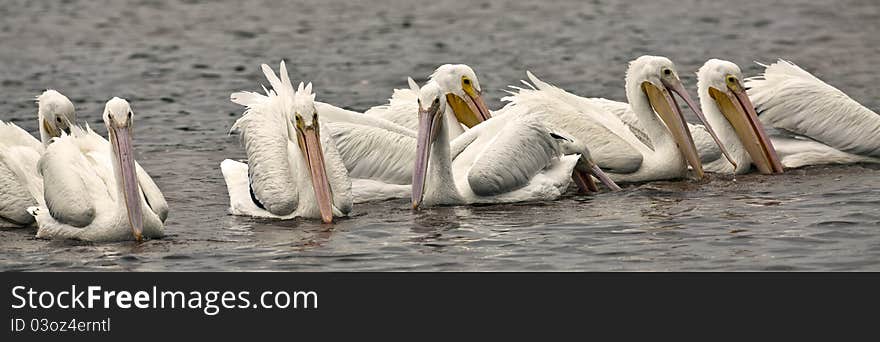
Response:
289,82,335,223
698,59,784,174
429,64,491,128
103,97,143,241
37,90,76,141
411,82,446,209
627,55,736,178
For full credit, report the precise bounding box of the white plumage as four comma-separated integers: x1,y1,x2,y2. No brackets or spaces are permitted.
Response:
688,59,784,174
0,90,76,228
231,64,411,204
362,82,421,131
745,59,880,167
498,56,730,183
32,98,168,241
360,65,487,141
294,64,491,202
412,82,614,208
499,73,646,175
222,62,352,221
0,122,43,227
326,121,415,185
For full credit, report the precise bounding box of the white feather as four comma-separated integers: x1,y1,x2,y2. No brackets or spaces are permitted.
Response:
466,116,563,196
497,57,702,183
325,121,415,185
0,122,44,227
33,125,165,241
746,59,880,164
363,87,421,131
223,61,353,219
498,71,648,176
421,105,580,207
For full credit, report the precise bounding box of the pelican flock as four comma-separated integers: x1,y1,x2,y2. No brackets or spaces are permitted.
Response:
307,64,495,202
499,56,736,183
1,52,876,242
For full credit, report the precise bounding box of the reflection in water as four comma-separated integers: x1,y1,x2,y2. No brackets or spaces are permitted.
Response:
410,207,463,250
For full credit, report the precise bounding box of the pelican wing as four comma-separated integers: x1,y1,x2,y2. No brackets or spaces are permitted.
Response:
746,60,880,157
135,165,168,222
466,116,563,197
231,105,299,216
318,126,353,214
315,102,415,137
0,122,43,225
769,134,879,168
0,159,37,225
363,87,420,131
230,90,270,108
38,135,96,228
0,121,43,152
325,121,415,185
588,97,654,149
589,97,639,127
500,72,644,174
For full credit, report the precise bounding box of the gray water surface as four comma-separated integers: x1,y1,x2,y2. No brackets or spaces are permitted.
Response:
1,0,878,271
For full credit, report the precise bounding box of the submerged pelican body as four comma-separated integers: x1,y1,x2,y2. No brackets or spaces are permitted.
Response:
500,56,734,183
0,90,76,227
689,59,784,175
32,98,168,242
411,82,618,209
745,60,880,168
222,62,352,223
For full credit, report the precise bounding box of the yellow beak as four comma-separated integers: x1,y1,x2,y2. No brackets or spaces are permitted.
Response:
446,90,491,128
709,84,784,174
642,81,705,178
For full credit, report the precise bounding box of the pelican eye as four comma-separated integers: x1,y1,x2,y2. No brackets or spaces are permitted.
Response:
463,78,471,85
433,98,440,105
663,68,672,76
727,76,737,83
56,117,62,123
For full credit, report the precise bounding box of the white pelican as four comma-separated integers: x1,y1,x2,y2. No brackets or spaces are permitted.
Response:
745,60,880,167
311,64,491,185
31,98,168,241
687,59,784,174
411,81,619,209
499,55,735,183
0,90,76,227
222,62,352,223
361,64,491,140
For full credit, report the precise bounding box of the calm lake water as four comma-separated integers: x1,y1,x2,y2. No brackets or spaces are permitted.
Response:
1,0,878,271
